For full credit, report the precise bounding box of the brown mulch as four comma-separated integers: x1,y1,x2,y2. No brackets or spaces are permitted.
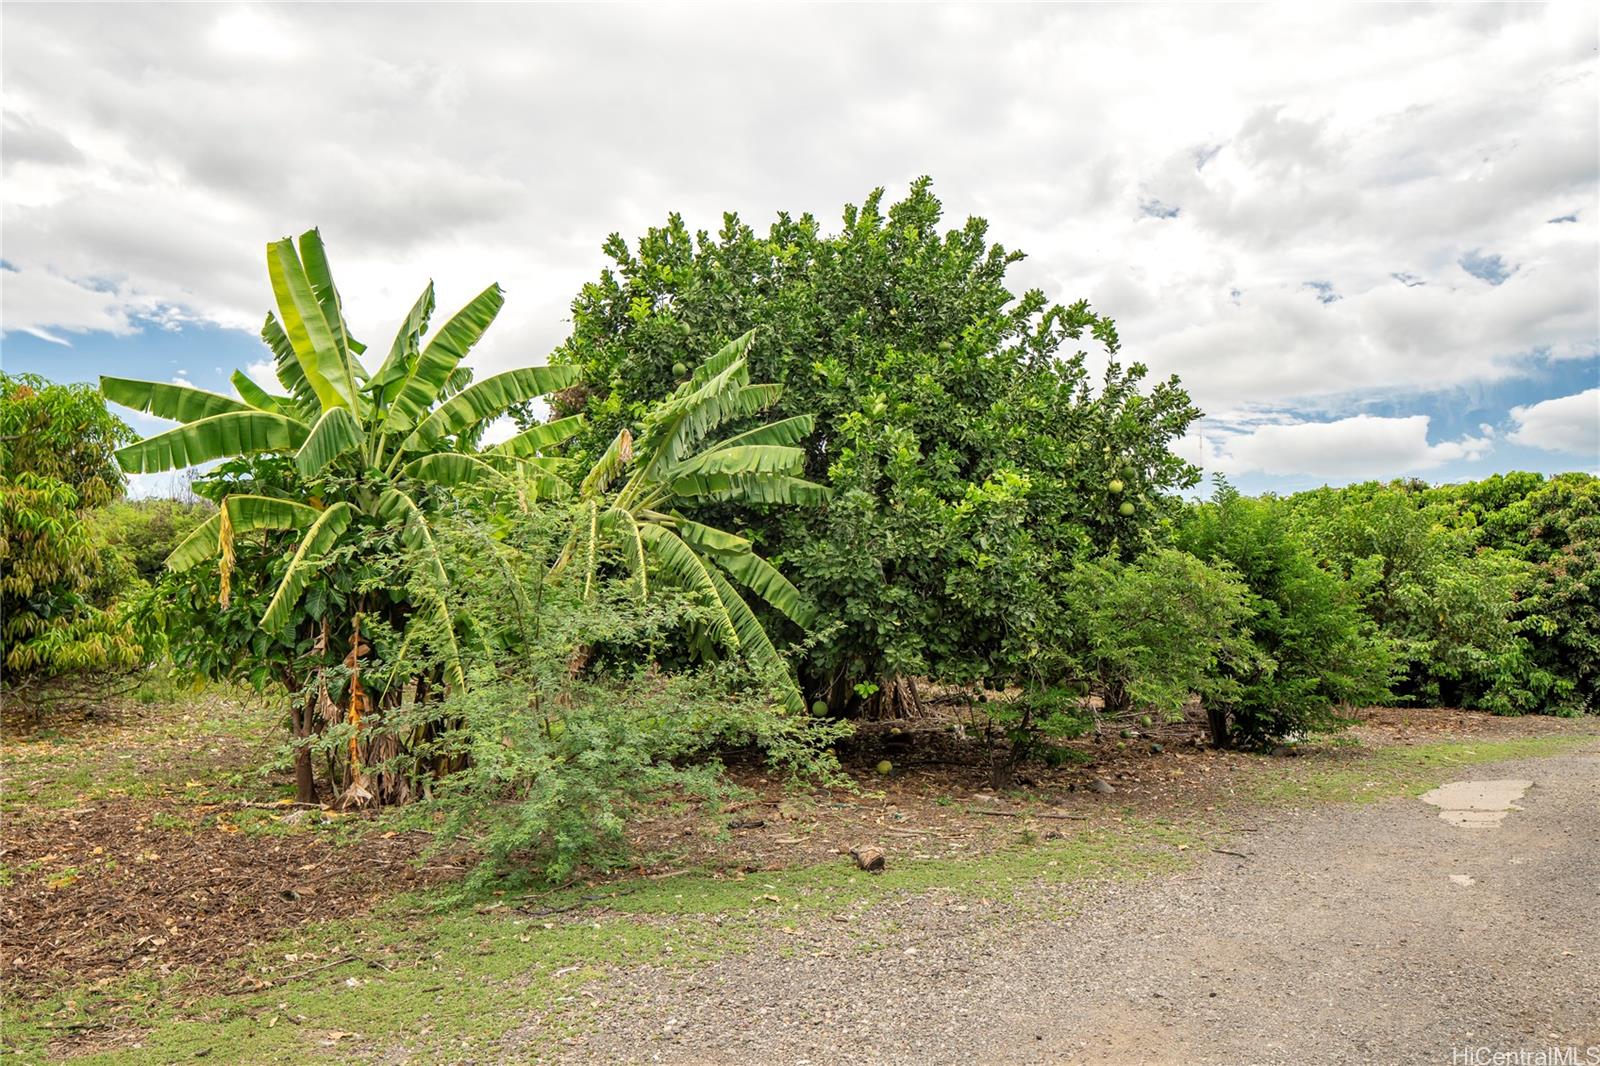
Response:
0,801,446,1001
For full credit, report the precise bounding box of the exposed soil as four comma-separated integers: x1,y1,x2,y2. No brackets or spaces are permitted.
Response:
619,702,1597,876
551,741,1600,1064
0,800,443,998
3,694,1594,1056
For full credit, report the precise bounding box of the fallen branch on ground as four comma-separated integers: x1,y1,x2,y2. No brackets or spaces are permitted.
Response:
961,807,1089,821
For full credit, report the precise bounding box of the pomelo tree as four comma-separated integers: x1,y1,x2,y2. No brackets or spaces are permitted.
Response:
549,179,1201,715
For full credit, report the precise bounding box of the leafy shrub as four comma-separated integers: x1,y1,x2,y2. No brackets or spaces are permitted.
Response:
380,509,848,889
1178,485,1395,746
418,665,848,890
975,547,1259,784
0,374,143,706
1287,475,1598,716
1054,548,1260,718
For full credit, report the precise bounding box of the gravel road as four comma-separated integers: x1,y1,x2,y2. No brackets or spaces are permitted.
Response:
548,745,1600,1065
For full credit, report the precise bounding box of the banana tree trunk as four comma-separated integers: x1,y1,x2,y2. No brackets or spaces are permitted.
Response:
292,689,318,804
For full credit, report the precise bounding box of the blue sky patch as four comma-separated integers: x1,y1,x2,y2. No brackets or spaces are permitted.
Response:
1458,249,1517,285
1139,199,1181,219
1303,280,1341,303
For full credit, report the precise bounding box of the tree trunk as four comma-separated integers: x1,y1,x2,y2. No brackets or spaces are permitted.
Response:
292,690,317,804
1103,677,1133,717
1206,703,1232,748
859,675,922,720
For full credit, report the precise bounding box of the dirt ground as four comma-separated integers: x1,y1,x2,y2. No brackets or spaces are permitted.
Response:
3,695,1596,1059
554,740,1600,1064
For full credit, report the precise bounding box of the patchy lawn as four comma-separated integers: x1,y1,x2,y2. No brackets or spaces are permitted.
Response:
3,691,1595,1062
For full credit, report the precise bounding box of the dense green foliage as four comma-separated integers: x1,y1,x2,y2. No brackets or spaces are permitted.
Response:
1284,472,1599,717
94,498,214,586
108,231,830,821
557,332,830,711
12,195,1595,883
975,546,1260,784
1178,486,1396,745
550,179,1201,713
407,505,847,887
0,373,143,700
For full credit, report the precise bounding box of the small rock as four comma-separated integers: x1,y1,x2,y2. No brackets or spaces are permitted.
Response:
1088,777,1115,795
1149,743,1165,754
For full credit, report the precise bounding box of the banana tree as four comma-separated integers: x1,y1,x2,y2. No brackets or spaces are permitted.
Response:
557,332,830,710
103,229,580,803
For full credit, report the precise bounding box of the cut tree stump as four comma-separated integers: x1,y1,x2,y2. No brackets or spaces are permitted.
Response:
849,844,886,872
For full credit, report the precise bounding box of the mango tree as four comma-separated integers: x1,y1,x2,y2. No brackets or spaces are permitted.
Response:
0,373,143,712
104,230,578,804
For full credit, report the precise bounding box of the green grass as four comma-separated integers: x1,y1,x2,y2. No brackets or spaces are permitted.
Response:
5,816,1202,1064
1245,734,1594,806
1,686,287,816
6,726,1594,1064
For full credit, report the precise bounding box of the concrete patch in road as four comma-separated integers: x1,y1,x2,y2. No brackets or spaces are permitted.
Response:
1420,779,1532,828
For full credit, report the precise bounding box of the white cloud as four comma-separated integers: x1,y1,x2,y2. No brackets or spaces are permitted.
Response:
1195,414,1493,480
476,416,518,448
1508,388,1600,456
244,359,277,392
0,2,1593,425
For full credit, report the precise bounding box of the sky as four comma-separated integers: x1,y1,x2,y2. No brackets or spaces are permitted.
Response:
2,2,1596,497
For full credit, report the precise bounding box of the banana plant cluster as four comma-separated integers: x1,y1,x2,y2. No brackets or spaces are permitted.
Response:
103,229,580,693
559,331,831,711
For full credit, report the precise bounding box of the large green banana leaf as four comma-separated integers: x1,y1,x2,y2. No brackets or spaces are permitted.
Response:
230,370,293,415
705,414,815,452
491,415,586,458
295,406,366,477
266,238,355,411
669,472,831,505
705,565,804,713
162,494,323,572
665,445,807,480
636,523,739,645
405,365,579,448
402,452,513,491
297,229,364,358
259,313,316,415
101,377,249,422
369,283,437,406
115,411,310,474
381,284,505,436
259,502,354,632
